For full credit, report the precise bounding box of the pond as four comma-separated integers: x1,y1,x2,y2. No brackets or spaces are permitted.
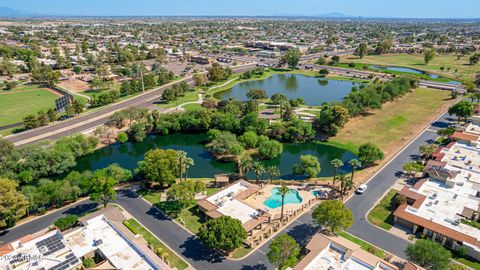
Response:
75,133,356,180
370,65,440,78
214,74,357,106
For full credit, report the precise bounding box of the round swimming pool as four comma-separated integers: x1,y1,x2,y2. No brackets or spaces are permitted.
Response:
263,187,303,209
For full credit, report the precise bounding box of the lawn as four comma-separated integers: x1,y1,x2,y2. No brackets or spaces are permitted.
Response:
331,87,454,155
337,231,386,259
123,218,189,270
0,85,60,126
341,53,479,81
367,190,398,230
157,91,199,109
182,103,203,111
139,190,205,234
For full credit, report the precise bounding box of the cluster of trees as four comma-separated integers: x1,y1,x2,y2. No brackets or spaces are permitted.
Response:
31,65,62,87
0,133,133,228
136,148,195,187
240,67,265,80
119,69,175,97
342,77,418,117
89,89,120,108
448,100,474,123
162,81,192,102
207,63,232,82
22,98,84,130
23,108,58,129
207,129,283,160
280,48,301,69
0,135,98,182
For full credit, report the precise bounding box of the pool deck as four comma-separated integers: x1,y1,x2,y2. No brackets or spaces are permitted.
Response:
244,184,325,219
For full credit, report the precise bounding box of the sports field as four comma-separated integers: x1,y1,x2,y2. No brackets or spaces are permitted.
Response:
0,85,60,126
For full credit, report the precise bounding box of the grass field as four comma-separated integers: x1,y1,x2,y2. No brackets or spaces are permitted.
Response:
123,218,189,270
0,85,60,126
342,53,479,81
331,88,454,156
367,190,398,230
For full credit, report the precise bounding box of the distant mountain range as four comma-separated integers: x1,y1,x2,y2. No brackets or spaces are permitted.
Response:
0,7,28,17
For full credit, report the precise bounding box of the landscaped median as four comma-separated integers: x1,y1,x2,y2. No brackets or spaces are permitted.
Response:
123,218,189,270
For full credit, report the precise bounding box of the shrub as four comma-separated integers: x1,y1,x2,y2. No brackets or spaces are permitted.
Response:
83,257,95,268
54,215,79,231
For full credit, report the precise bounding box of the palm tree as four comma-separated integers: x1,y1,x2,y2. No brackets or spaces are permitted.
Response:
331,159,344,189
277,183,291,222
177,150,187,180
267,166,280,181
252,161,265,183
243,158,253,181
348,159,361,183
343,177,355,196
183,157,194,180
337,174,348,200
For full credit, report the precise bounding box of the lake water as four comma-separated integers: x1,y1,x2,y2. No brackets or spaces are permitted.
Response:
214,74,356,106
370,65,440,78
75,133,356,180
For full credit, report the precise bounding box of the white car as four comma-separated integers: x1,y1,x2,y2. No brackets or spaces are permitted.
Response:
356,184,368,194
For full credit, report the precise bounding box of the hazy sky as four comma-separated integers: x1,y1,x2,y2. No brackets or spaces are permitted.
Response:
2,0,479,18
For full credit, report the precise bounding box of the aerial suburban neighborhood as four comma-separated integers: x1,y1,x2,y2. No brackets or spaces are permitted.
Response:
0,1,480,270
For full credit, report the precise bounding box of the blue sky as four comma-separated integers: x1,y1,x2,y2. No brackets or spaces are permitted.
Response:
2,0,479,18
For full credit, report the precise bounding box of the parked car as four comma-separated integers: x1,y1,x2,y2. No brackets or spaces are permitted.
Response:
356,184,368,194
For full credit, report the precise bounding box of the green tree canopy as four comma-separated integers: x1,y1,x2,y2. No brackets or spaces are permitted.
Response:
89,170,117,208
141,149,180,186
406,239,451,270
0,178,29,228
358,142,384,167
197,216,248,252
312,200,354,233
281,48,301,69
293,154,321,178
267,234,300,270
448,100,474,123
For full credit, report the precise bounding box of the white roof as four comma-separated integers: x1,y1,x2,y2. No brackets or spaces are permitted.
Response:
66,215,159,270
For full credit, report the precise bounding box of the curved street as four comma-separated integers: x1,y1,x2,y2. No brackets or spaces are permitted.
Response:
0,107,454,269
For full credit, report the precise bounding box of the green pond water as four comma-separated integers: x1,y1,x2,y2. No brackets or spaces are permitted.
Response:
214,74,357,106
75,133,356,180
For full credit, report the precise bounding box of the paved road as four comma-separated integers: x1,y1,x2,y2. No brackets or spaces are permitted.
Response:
346,109,454,258
0,109,455,269
4,64,257,146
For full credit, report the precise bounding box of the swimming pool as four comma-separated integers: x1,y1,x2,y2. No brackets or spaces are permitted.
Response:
263,187,303,209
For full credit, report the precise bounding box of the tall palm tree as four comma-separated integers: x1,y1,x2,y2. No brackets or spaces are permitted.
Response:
242,158,253,181
177,150,187,181
183,157,194,180
337,174,348,200
331,159,344,189
343,177,355,195
348,159,361,183
267,166,280,181
252,161,265,183
277,183,291,222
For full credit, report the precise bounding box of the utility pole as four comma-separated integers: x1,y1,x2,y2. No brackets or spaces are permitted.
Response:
140,68,145,93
